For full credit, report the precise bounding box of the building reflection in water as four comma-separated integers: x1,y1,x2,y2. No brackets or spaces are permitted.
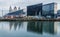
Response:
42,21,57,34
27,21,43,34
9,21,23,30
27,21,57,34
0,21,27,31
0,21,57,34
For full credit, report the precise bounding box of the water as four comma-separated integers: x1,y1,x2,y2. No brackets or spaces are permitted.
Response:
0,21,60,37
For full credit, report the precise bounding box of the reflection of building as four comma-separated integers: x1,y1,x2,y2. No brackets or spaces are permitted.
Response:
43,21,57,34
27,21,43,34
9,22,13,30
0,21,27,31
27,21,57,34
42,3,57,18
9,21,22,30
27,3,42,16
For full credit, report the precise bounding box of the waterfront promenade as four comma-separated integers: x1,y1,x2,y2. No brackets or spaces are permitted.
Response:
0,18,60,21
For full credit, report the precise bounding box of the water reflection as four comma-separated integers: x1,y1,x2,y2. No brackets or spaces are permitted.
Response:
0,21,58,35
43,21,57,34
27,21,57,34
9,21,23,30
27,21,43,34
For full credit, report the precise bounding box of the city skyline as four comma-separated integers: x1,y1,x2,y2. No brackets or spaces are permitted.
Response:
0,0,59,17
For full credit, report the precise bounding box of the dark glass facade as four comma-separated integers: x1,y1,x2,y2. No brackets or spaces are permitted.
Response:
27,3,42,16
27,21,43,34
43,21,55,34
27,21,57,34
57,10,60,17
42,3,57,18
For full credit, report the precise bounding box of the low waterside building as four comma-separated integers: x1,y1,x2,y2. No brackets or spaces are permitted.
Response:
4,10,25,19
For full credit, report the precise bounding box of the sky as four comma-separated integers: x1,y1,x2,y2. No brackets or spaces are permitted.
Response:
0,0,60,16
0,0,60,10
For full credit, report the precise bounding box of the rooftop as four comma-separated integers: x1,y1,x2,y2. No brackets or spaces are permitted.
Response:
4,10,25,16
43,2,57,6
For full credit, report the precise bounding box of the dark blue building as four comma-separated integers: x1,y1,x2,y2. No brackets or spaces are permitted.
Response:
57,10,60,17
42,3,57,18
27,3,42,16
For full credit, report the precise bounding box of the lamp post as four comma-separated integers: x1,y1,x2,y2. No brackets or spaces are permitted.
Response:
35,11,37,16
39,11,41,18
2,9,3,17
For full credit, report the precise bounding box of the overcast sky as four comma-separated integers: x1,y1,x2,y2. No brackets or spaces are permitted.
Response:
0,0,60,10
0,0,60,16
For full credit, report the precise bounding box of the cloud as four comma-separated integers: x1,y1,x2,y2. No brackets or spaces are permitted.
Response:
0,0,60,16
0,0,60,10
13,0,56,7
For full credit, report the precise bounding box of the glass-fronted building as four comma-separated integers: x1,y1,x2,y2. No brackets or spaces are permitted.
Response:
43,21,57,34
27,21,43,34
27,3,42,16
57,10,60,18
42,3,57,18
27,21,57,34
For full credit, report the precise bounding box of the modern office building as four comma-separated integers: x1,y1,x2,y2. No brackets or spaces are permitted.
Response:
27,3,42,16
54,14,57,18
42,3,57,18
57,10,60,18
